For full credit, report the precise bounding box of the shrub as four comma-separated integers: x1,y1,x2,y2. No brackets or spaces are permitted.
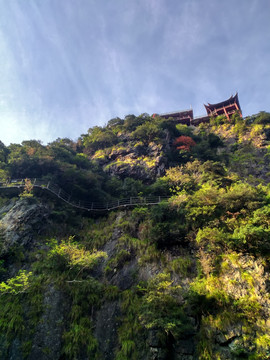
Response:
173,136,196,151
254,111,270,125
131,121,161,143
0,270,32,294
138,273,191,339
196,227,228,251
123,115,144,131
46,238,107,277
83,126,117,152
175,124,194,136
19,178,34,198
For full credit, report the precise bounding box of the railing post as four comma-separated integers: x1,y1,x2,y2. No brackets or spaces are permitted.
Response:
0,180,169,214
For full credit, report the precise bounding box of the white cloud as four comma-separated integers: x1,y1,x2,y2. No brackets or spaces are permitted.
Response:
0,0,269,146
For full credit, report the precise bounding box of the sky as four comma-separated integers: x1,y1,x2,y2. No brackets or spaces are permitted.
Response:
0,0,269,145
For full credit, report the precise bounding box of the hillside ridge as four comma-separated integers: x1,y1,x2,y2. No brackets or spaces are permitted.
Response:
0,110,270,360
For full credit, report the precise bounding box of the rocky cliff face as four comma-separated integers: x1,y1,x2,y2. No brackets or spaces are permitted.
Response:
0,113,270,359
0,198,49,256
91,140,168,181
0,198,269,360
196,121,270,184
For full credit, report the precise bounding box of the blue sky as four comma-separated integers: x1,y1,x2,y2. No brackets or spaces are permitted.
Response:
0,0,269,145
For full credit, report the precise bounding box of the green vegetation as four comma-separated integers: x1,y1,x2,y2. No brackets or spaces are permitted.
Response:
0,111,270,359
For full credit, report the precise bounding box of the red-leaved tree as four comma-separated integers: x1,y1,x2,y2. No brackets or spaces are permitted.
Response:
173,136,196,151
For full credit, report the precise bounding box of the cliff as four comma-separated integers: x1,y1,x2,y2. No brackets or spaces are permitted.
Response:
0,111,270,359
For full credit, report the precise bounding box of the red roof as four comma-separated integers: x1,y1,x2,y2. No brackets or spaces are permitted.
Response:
204,93,241,114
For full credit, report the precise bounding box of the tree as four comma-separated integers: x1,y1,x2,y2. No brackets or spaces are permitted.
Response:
131,121,161,143
20,178,34,198
123,115,144,131
173,136,196,151
254,111,270,125
83,126,117,152
0,141,9,163
107,117,124,128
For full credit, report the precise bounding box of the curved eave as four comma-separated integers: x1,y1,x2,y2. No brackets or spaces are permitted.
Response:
204,93,241,113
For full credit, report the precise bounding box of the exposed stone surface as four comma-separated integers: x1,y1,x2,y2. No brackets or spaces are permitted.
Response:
174,338,195,358
8,338,23,360
0,199,269,359
29,285,69,360
0,198,49,256
92,141,168,181
221,254,270,315
109,259,137,290
94,301,121,360
0,337,23,360
202,123,270,183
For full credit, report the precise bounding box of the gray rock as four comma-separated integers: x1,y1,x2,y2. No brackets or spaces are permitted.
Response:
0,199,17,220
96,140,168,181
0,198,49,255
9,338,23,360
149,347,168,360
0,199,49,255
29,284,69,360
94,300,120,360
0,336,23,360
148,329,162,348
109,259,137,290
174,338,195,355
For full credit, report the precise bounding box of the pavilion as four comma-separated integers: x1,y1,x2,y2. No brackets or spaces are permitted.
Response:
156,93,242,126
204,93,242,120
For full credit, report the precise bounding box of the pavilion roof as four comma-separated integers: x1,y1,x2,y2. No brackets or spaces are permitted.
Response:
159,108,193,117
204,93,241,113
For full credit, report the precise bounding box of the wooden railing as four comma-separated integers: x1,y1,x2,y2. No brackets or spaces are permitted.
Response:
0,179,170,212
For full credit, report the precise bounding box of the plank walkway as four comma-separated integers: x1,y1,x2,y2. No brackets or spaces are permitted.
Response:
0,179,170,212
